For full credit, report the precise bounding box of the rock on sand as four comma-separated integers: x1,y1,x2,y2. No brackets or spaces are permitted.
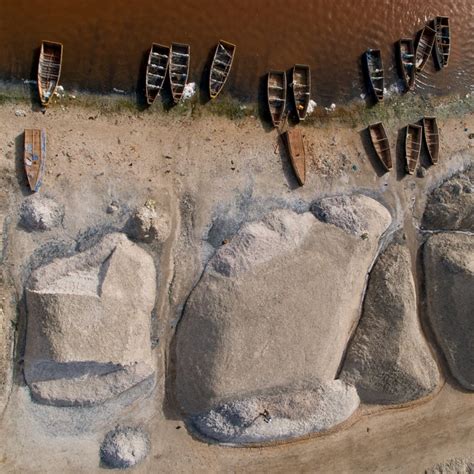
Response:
341,242,440,404
20,194,64,231
176,196,391,414
422,167,474,231
424,233,474,390
24,233,156,406
100,426,150,469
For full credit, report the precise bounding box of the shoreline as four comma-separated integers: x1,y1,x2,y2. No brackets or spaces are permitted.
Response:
1,80,473,127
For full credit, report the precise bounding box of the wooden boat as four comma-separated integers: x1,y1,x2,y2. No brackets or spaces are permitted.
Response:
209,40,236,99
415,24,436,73
368,122,392,171
363,49,384,102
267,71,287,128
405,124,422,174
37,40,63,106
169,42,190,103
291,64,310,121
433,16,450,69
24,129,46,192
282,128,306,185
145,43,170,105
422,117,439,165
397,39,415,91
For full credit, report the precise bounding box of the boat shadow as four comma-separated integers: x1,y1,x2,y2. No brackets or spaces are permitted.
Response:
14,132,33,197
27,47,43,112
257,73,275,133
359,128,389,178
395,127,408,181
197,47,216,105
135,49,150,111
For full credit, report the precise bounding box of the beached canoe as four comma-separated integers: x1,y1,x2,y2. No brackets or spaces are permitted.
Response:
422,117,439,165
169,42,190,103
37,40,63,106
368,122,392,171
24,129,46,192
291,64,310,121
282,128,306,185
364,49,384,102
433,16,450,69
146,43,170,105
405,124,422,174
415,24,436,73
209,40,236,99
267,71,287,128
397,39,415,92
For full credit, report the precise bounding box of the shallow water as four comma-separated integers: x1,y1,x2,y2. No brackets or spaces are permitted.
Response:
0,0,472,104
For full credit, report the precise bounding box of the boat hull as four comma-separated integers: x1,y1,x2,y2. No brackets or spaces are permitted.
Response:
368,122,392,171
291,64,310,121
364,49,384,102
37,41,63,106
146,43,170,105
267,71,287,128
405,124,422,174
169,43,190,104
422,117,439,165
24,129,46,192
209,40,236,99
282,128,306,185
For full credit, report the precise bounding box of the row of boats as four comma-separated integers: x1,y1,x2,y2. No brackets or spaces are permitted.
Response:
37,39,237,106
365,16,450,101
368,118,439,175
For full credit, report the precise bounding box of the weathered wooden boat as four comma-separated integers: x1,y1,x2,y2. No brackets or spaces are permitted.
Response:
364,49,384,102
169,42,190,103
145,43,170,105
267,71,287,128
37,40,63,106
422,117,439,165
415,24,436,73
209,40,236,99
24,129,46,192
433,16,450,69
397,39,415,91
405,124,422,174
368,122,392,171
282,128,306,185
291,64,310,121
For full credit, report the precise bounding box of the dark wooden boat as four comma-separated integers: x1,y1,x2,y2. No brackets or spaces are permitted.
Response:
364,49,384,102
24,129,46,192
433,16,450,69
267,71,287,128
415,24,436,73
422,117,439,165
169,42,190,103
209,40,236,99
37,40,63,106
282,128,306,185
368,122,392,171
405,124,422,174
397,39,415,91
145,43,170,105
291,64,310,121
